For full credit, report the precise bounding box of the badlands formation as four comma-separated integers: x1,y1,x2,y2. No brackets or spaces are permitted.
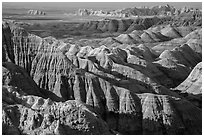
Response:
77,4,201,17
2,4,202,135
27,10,46,15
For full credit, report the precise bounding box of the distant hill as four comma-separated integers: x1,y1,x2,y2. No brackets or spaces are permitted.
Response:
27,9,46,15
76,4,201,17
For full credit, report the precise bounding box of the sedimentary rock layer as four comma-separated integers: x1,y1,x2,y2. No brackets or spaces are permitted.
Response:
2,21,202,135
175,62,202,95
2,85,111,135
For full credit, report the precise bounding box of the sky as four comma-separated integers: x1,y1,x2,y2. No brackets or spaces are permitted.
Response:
2,2,202,12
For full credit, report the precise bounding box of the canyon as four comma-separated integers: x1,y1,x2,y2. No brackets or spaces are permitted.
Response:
2,3,202,135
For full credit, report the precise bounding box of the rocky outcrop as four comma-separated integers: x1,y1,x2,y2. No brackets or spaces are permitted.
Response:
77,17,163,33
2,85,111,135
27,10,46,15
30,37,77,101
2,62,43,97
2,21,202,135
27,32,204,134
115,34,137,44
160,25,182,39
2,61,63,101
2,60,202,134
76,4,177,17
184,28,202,55
76,23,200,46
137,93,201,135
2,22,42,73
76,5,201,20
158,44,201,68
174,62,202,95
173,62,202,108
153,44,201,86
10,24,200,100
2,21,15,63
77,9,129,17
2,83,202,135
152,28,202,54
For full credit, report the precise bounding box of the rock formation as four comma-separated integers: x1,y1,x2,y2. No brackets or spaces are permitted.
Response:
76,5,201,20
27,10,46,15
2,62,43,97
2,21,15,63
152,28,202,54
2,6,202,134
174,62,202,95
76,20,201,46
2,22,42,73
160,25,182,39
2,85,111,135
77,17,163,33
76,4,177,17
173,62,202,108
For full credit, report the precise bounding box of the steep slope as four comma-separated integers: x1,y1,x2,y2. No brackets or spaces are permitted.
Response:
152,28,202,55
115,34,137,44
129,30,143,41
140,31,155,43
2,85,111,135
160,26,182,39
184,28,202,40
77,17,163,33
173,62,202,108
159,44,201,68
2,62,43,97
186,39,202,57
117,19,133,32
2,21,202,135
176,26,194,37
3,84,202,135
2,21,42,73
174,62,202,95
154,44,201,86
2,21,15,63
30,37,77,101
99,37,123,46
184,28,202,55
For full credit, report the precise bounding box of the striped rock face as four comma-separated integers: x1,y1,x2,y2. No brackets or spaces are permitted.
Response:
2,19,202,135
2,86,111,135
